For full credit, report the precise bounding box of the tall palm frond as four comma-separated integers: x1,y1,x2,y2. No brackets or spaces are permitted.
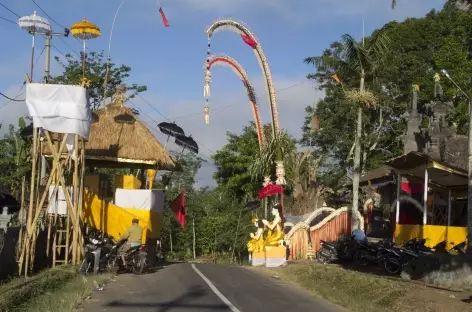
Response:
341,34,366,72
367,31,391,59
249,131,295,182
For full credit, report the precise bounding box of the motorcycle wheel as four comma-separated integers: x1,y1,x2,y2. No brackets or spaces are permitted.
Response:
317,247,333,264
383,257,401,275
131,253,146,275
354,250,370,267
79,258,92,274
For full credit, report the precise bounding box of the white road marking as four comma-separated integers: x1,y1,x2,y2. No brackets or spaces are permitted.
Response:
191,264,241,312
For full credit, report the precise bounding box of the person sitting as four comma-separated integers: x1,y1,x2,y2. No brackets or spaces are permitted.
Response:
119,218,143,266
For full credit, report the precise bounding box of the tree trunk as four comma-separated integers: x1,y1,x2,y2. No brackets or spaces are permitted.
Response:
351,69,365,231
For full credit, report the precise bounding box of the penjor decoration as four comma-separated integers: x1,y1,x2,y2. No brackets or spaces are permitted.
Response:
205,18,286,185
204,54,264,148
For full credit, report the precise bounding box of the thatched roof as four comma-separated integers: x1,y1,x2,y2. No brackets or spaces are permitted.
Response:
85,105,180,170
42,104,180,171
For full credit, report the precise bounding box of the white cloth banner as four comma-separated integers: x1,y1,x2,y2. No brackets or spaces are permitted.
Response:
47,185,73,215
26,83,91,139
114,189,165,214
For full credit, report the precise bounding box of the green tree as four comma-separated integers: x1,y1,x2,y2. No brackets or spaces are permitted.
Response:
304,31,390,229
51,51,147,111
212,122,297,201
0,118,31,198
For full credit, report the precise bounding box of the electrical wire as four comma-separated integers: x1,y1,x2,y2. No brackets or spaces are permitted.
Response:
51,44,67,57
31,0,91,53
0,2,20,18
0,91,25,102
127,99,217,166
168,80,310,121
0,15,15,24
31,0,65,29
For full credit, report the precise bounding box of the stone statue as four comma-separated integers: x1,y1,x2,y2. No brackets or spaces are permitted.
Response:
247,217,265,253
262,205,285,247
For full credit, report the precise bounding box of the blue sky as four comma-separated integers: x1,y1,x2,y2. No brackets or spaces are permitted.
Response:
0,0,445,186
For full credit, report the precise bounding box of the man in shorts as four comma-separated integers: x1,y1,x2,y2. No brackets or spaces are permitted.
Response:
119,218,143,266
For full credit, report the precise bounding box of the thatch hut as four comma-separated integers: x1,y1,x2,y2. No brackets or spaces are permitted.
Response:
86,104,180,171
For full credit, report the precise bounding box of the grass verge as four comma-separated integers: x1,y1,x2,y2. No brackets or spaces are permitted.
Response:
261,262,405,312
254,262,472,312
0,266,112,312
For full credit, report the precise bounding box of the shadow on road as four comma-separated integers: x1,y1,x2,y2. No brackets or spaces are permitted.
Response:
116,260,177,276
105,285,228,311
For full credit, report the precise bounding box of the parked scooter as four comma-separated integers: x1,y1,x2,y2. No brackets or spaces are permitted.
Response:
450,241,466,255
79,234,117,274
317,231,364,264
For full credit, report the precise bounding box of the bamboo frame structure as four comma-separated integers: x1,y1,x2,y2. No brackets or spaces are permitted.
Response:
18,79,88,276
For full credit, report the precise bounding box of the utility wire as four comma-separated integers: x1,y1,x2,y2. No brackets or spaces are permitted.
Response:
0,2,20,18
0,15,15,24
128,99,217,166
31,0,91,53
0,91,25,102
51,44,67,57
0,2,81,59
136,93,169,121
168,80,310,121
31,0,65,29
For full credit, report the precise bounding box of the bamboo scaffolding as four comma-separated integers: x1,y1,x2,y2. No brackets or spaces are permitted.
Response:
19,127,86,273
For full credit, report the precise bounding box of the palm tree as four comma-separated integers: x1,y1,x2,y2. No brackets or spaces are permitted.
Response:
304,32,389,230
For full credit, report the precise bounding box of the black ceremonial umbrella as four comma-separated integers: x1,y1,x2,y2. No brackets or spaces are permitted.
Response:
175,134,199,155
158,122,185,149
163,134,199,189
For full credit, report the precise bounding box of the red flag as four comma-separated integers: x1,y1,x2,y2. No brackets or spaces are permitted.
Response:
241,34,257,49
159,7,170,27
170,189,185,227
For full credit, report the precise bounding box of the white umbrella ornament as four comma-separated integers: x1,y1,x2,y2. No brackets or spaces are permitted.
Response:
17,11,51,81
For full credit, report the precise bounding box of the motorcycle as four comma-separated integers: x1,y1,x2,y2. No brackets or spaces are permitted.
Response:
79,235,117,274
354,240,393,268
450,241,466,255
317,236,359,264
116,240,148,275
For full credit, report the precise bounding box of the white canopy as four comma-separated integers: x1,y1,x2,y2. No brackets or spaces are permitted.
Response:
26,83,91,139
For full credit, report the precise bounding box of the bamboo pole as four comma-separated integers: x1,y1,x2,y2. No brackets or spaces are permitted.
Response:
43,132,79,228
71,135,79,265
18,134,68,274
52,220,57,267
46,215,52,257
77,140,86,260
17,176,26,264
65,213,71,264
23,127,38,276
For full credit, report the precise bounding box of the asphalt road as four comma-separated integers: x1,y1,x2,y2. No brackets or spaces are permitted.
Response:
83,263,345,312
